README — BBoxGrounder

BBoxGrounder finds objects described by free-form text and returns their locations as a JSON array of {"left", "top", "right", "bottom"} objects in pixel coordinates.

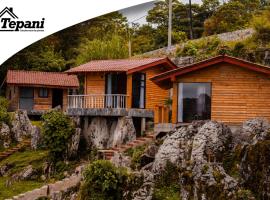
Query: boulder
[
  {"left": 0, "top": 164, "right": 12, "bottom": 176},
  {"left": 31, "top": 125, "right": 41, "bottom": 150},
  {"left": 242, "top": 118, "right": 270, "bottom": 144},
  {"left": 83, "top": 116, "right": 136, "bottom": 149},
  {"left": 67, "top": 128, "right": 81, "bottom": 158},
  {"left": 111, "top": 152, "right": 131, "bottom": 168},
  {"left": 11, "top": 110, "right": 33, "bottom": 142},
  {"left": 111, "top": 116, "right": 136, "bottom": 147},
  {"left": 83, "top": 117, "right": 110, "bottom": 149},
  {"left": 11, "top": 165, "right": 34, "bottom": 181},
  {"left": 132, "top": 170, "right": 154, "bottom": 200},
  {"left": 151, "top": 120, "right": 239, "bottom": 199},
  {"left": 0, "top": 123, "right": 11, "bottom": 148},
  {"left": 140, "top": 144, "right": 159, "bottom": 167}
]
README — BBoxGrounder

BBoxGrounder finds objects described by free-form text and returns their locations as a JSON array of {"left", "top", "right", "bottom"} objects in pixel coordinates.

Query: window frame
[{"left": 38, "top": 88, "right": 49, "bottom": 98}]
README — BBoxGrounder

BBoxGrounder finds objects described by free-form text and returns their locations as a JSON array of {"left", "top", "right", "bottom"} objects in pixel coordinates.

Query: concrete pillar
[
  {"left": 83, "top": 117, "right": 89, "bottom": 131},
  {"left": 141, "top": 118, "right": 146, "bottom": 134}
]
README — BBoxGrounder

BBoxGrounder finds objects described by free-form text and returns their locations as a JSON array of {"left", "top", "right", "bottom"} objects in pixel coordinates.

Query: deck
[{"left": 67, "top": 94, "right": 154, "bottom": 118}]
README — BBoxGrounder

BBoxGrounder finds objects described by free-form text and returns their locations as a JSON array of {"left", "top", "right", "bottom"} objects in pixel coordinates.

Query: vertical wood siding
[{"left": 85, "top": 73, "right": 105, "bottom": 94}]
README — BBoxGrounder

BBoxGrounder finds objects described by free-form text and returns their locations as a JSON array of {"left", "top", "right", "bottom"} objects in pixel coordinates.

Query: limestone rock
[
  {"left": 68, "top": 128, "right": 81, "bottom": 158},
  {"left": 31, "top": 125, "right": 41, "bottom": 150},
  {"left": 152, "top": 121, "right": 204, "bottom": 172},
  {"left": 242, "top": 118, "right": 270, "bottom": 144},
  {"left": 11, "top": 165, "right": 34, "bottom": 181},
  {"left": 111, "top": 116, "right": 136, "bottom": 147},
  {"left": 0, "top": 123, "right": 11, "bottom": 148},
  {"left": 84, "top": 117, "right": 110, "bottom": 149},
  {"left": 191, "top": 121, "right": 232, "bottom": 162},
  {"left": 132, "top": 170, "right": 154, "bottom": 200},
  {"left": 11, "top": 110, "right": 33, "bottom": 142},
  {"left": 111, "top": 152, "right": 131, "bottom": 168},
  {"left": 140, "top": 144, "right": 159, "bottom": 167},
  {"left": 82, "top": 116, "right": 136, "bottom": 149}
]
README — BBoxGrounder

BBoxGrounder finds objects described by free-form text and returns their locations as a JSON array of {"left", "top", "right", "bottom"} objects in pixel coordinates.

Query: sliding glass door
[{"left": 178, "top": 83, "right": 211, "bottom": 122}]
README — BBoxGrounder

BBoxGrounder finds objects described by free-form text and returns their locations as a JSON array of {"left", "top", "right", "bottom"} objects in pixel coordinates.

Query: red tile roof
[
  {"left": 7, "top": 70, "right": 79, "bottom": 88},
  {"left": 151, "top": 55, "right": 270, "bottom": 89},
  {"left": 66, "top": 57, "right": 178, "bottom": 74}
]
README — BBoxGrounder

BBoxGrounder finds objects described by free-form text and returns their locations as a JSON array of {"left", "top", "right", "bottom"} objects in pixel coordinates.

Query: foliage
[
  {"left": 125, "top": 145, "right": 146, "bottom": 170},
  {"left": 0, "top": 149, "right": 48, "bottom": 175},
  {"left": 79, "top": 160, "right": 129, "bottom": 200},
  {"left": 41, "top": 110, "right": 75, "bottom": 162},
  {"left": 204, "top": 0, "right": 259, "bottom": 35},
  {"left": 153, "top": 161, "right": 181, "bottom": 200},
  {"left": 236, "top": 189, "right": 255, "bottom": 200},
  {"left": 0, "top": 177, "right": 44, "bottom": 200},
  {"left": 75, "top": 35, "right": 129, "bottom": 65},
  {"left": 252, "top": 9, "right": 270, "bottom": 43},
  {"left": 0, "top": 97, "right": 10, "bottom": 125}
]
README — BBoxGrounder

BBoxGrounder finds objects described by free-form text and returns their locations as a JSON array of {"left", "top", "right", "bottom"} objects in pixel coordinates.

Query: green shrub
[
  {"left": 182, "top": 42, "right": 198, "bottom": 56},
  {"left": 236, "top": 189, "right": 255, "bottom": 200},
  {"left": 0, "top": 96, "right": 10, "bottom": 125},
  {"left": 153, "top": 161, "right": 181, "bottom": 200},
  {"left": 79, "top": 160, "right": 129, "bottom": 200},
  {"left": 41, "top": 110, "right": 75, "bottom": 162},
  {"left": 125, "top": 145, "right": 146, "bottom": 170}
]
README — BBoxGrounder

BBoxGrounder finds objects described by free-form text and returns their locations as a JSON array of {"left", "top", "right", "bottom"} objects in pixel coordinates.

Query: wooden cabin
[
  {"left": 66, "top": 57, "right": 178, "bottom": 123},
  {"left": 6, "top": 70, "right": 79, "bottom": 113},
  {"left": 151, "top": 55, "right": 270, "bottom": 125}
]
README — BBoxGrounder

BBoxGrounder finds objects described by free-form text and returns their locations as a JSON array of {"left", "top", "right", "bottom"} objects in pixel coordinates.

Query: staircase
[
  {"left": 0, "top": 140, "right": 31, "bottom": 161},
  {"left": 98, "top": 133, "right": 155, "bottom": 160}
]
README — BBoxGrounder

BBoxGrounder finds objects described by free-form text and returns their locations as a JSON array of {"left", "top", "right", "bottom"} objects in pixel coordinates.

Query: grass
[
  {"left": 0, "top": 177, "right": 44, "bottom": 200},
  {"left": 31, "top": 120, "right": 43, "bottom": 128},
  {"left": 0, "top": 149, "right": 48, "bottom": 199},
  {"left": 0, "top": 149, "right": 48, "bottom": 175}
]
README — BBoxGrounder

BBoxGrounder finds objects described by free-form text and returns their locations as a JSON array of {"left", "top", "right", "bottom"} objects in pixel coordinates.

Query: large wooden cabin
[
  {"left": 66, "top": 57, "right": 178, "bottom": 124},
  {"left": 151, "top": 55, "right": 270, "bottom": 125},
  {"left": 6, "top": 70, "right": 79, "bottom": 113}
]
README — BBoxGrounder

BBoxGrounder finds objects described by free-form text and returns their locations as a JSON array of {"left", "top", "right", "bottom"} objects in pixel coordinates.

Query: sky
[{"left": 120, "top": 0, "right": 203, "bottom": 24}]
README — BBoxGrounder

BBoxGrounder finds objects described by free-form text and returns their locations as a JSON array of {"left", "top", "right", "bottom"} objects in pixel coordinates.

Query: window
[
  {"left": 39, "top": 88, "right": 48, "bottom": 98},
  {"left": 178, "top": 83, "right": 211, "bottom": 123}
]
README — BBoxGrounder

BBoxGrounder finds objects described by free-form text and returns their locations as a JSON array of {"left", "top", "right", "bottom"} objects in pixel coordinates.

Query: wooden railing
[{"left": 68, "top": 94, "right": 129, "bottom": 109}]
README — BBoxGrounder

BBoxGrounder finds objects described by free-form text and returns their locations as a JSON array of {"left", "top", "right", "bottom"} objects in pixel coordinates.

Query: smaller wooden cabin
[
  {"left": 151, "top": 55, "right": 270, "bottom": 125},
  {"left": 66, "top": 57, "right": 178, "bottom": 123},
  {"left": 6, "top": 70, "right": 79, "bottom": 112}
]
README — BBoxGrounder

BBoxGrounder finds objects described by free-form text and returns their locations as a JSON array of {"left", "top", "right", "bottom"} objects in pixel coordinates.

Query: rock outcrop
[
  {"left": 11, "top": 110, "right": 33, "bottom": 142},
  {"left": 0, "top": 123, "right": 11, "bottom": 148},
  {"left": 111, "top": 116, "right": 136, "bottom": 147},
  {"left": 83, "top": 116, "right": 136, "bottom": 149},
  {"left": 68, "top": 128, "right": 81, "bottom": 159},
  {"left": 31, "top": 125, "right": 41, "bottom": 150}
]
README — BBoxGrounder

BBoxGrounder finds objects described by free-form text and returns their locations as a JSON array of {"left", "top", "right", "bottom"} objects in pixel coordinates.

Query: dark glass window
[
  {"left": 39, "top": 88, "right": 48, "bottom": 98},
  {"left": 178, "top": 83, "right": 211, "bottom": 122}
]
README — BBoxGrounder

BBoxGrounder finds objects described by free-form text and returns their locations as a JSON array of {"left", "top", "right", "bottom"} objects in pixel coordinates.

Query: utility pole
[
  {"left": 189, "top": 0, "right": 194, "bottom": 39},
  {"left": 168, "top": 0, "right": 172, "bottom": 50},
  {"left": 128, "top": 27, "right": 132, "bottom": 57}
]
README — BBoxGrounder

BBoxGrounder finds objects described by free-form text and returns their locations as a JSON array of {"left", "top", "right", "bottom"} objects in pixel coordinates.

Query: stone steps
[
  {"left": 0, "top": 139, "right": 31, "bottom": 161},
  {"left": 99, "top": 133, "right": 155, "bottom": 160}
]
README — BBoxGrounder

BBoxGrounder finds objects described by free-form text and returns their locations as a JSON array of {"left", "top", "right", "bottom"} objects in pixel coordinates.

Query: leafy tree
[
  {"left": 204, "top": 0, "right": 260, "bottom": 35},
  {"left": 252, "top": 8, "right": 270, "bottom": 43},
  {"left": 79, "top": 160, "right": 129, "bottom": 200},
  {"left": 0, "top": 97, "right": 10, "bottom": 125},
  {"left": 146, "top": 0, "right": 206, "bottom": 42},
  {"left": 75, "top": 35, "right": 128, "bottom": 65},
  {"left": 41, "top": 110, "right": 75, "bottom": 162}
]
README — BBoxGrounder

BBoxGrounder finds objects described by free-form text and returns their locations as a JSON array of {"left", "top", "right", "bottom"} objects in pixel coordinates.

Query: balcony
[
  {"left": 68, "top": 94, "right": 129, "bottom": 109},
  {"left": 67, "top": 94, "right": 154, "bottom": 118}
]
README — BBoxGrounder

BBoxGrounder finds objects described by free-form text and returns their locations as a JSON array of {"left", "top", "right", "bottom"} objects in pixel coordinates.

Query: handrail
[{"left": 68, "top": 94, "right": 129, "bottom": 109}]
